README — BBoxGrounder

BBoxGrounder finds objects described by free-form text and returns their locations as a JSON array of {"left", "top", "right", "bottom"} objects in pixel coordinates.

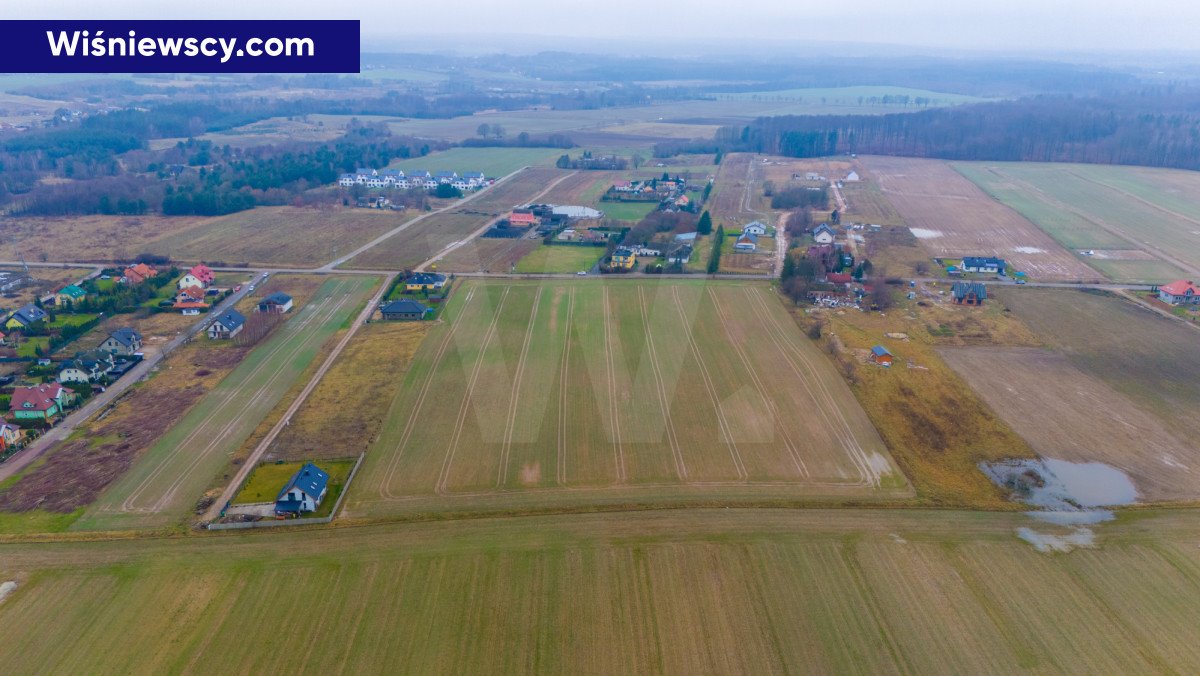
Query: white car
[{"left": 576, "top": 271, "right": 587, "bottom": 276}]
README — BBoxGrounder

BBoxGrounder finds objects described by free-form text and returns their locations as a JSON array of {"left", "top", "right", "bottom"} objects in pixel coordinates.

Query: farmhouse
[
  {"left": 178, "top": 264, "right": 215, "bottom": 290},
  {"left": 1158, "top": 279, "right": 1200, "bottom": 305},
  {"left": 405, "top": 272, "right": 447, "bottom": 292},
  {"left": 121, "top": 263, "right": 157, "bottom": 284},
  {"left": 812, "top": 224, "right": 836, "bottom": 245},
  {"left": 5, "top": 304, "right": 48, "bottom": 330},
  {"left": 10, "top": 383, "right": 75, "bottom": 421},
  {"left": 55, "top": 284, "right": 87, "bottom": 306},
  {"left": 257, "top": 292, "right": 294, "bottom": 314},
  {"left": 961, "top": 256, "right": 1006, "bottom": 275},
  {"left": 742, "top": 221, "right": 768, "bottom": 236},
  {"left": 869, "top": 345, "right": 894, "bottom": 367},
  {"left": 610, "top": 247, "right": 637, "bottom": 269},
  {"left": 952, "top": 281, "right": 987, "bottom": 306},
  {"left": 100, "top": 327, "right": 142, "bottom": 355},
  {"left": 275, "top": 463, "right": 330, "bottom": 515},
  {"left": 734, "top": 233, "right": 758, "bottom": 252},
  {"left": 207, "top": 309, "right": 245, "bottom": 340},
  {"left": 380, "top": 299, "right": 430, "bottom": 320}
]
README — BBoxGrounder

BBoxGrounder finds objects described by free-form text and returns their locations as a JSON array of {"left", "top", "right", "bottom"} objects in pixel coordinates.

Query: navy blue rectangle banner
[{"left": 0, "top": 20, "right": 360, "bottom": 73}]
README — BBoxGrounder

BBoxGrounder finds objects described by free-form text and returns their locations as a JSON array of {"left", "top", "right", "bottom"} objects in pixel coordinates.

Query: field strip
[
  {"left": 498, "top": 286, "right": 542, "bottom": 487},
  {"left": 556, "top": 288, "right": 575, "bottom": 485},
  {"left": 707, "top": 287, "right": 809, "bottom": 479},
  {"left": 745, "top": 288, "right": 877, "bottom": 486},
  {"left": 672, "top": 286, "right": 747, "bottom": 480},
  {"left": 380, "top": 287, "right": 477, "bottom": 499},
  {"left": 638, "top": 286, "right": 687, "bottom": 481},
  {"left": 150, "top": 290, "right": 358, "bottom": 512},
  {"left": 116, "top": 287, "right": 346, "bottom": 513},
  {"left": 602, "top": 287, "right": 626, "bottom": 483},
  {"left": 435, "top": 287, "right": 511, "bottom": 495}
]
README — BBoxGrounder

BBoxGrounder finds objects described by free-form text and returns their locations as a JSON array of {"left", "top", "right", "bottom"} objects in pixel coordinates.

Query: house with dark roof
[
  {"left": 961, "top": 257, "right": 1006, "bottom": 275},
  {"left": 380, "top": 299, "right": 430, "bottom": 320},
  {"left": 10, "top": 383, "right": 74, "bottom": 420},
  {"left": 257, "top": 292, "right": 293, "bottom": 314},
  {"left": 742, "top": 221, "right": 768, "bottom": 236},
  {"left": 869, "top": 345, "right": 894, "bottom": 367},
  {"left": 734, "top": 233, "right": 758, "bottom": 252},
  {"left": 100, "top": 327, "right": 143, "bottom": 355},
  {"left": 405, "top": 272, "right": 447, "bottom": 292},
  {"left": 812, "top": 224, "right": 836, "bottom": 245},
  {"left": 58, "top": 351, "right": 116, "bottom": 384},
  {"left": 5, "top": 304, "right": 48, "bottom": 330},
  {"left": 207, "top": 309, "right": 246, "bottom": 339},
  {"left": 666, "top": 244, "right": 692, "bottom": 265},
  {"left": 951, "top": 281, "right": 987, "bottom": 306},
  {"left": 1158, "top": 279, "right": 1200, "bottom": 305},
  {"left": 275, "top": 463, "right": 330, "bottom": 515}
]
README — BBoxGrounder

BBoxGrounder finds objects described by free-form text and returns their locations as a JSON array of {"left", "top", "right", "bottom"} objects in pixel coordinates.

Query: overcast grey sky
[{"left": 10, "top": 0, "right": 1199, "bottom": 54}]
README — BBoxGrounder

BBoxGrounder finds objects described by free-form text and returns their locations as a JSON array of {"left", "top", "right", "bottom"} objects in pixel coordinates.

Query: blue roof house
[{"left": 275, "top": 463, "right": 330, "bottom": 516}]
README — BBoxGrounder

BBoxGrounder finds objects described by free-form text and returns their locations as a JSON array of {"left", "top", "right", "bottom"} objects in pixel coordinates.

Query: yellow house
[
  {"left": 404, "top": 272, "right": 447, "bottom": 292},
  {"left": 611, "top": 247, "right": 637, "bottom": 269},
  {"left": 55, "top": 284, "right": 87, "bottom": 306},
  {"left": 6, "top": 304, "right": 49, "bottom": 330}
]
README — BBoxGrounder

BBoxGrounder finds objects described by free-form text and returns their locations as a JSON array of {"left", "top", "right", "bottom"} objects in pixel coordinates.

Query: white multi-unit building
[{"left": 338, "top": 167, "right": 490, "bottom": 191}]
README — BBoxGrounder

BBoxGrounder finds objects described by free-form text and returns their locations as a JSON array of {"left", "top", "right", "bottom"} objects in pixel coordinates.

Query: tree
[
  {"left": 762, "top": 180, "right": 775, "bottom": 197},
  {"left": 476, "top": 123, "right": 491, "bottom": 138},
  {"left": 707, "top": 225, "right": 725, "bottom": 274},
  {"left": 702, "top": 181, "right": 712, "bottom": 201},
  {"left": 831, "top": 209, "right": 840, "bottom": 224},
  {"left": 870, "top": 279, "right": 893, "bottom": 311},
  {"left": 697, "top": 211, "right": 713, "bottom": 235},
  {"left": 491, "top": 125, "right": 505, "bottom": 139},
  {"left": 662, "top": 172, "right": 670, "bottom": 181},
  {"left": 434, "top": 183, "right": 463, "bottom": 199},
  {"left": 632, "top": 154, "right": 644, "bottom": 169}
]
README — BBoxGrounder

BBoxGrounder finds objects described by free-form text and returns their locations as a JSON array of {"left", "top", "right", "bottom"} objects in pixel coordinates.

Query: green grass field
[
  {"left": 512, "top": 245, "right": 604, "bottom": 273},
  {"left": 73, "top": 276, "right": 376, "bottom": 532},
  {"left": 387, "top": 147, "right": 566, "bottom": 178},
  {"left": 349, "top": 279, "right": 905, "bottom": 518},
  {"left": 2, "top": 509, "right": 1200, "bottom": 673},
  {"left": 954, "top": 162, "right": 1200, "bottom": 281},
  {"left": 597, "top": 200, "right": 659, "bottom": 221}
]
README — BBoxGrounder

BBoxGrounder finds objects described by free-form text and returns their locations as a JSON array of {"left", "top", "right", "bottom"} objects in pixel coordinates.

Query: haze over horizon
[{"left": 14, "top": 0, "right": 1200, "bottom": 56}]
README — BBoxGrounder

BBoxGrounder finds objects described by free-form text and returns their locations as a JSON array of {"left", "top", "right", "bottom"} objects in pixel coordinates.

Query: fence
[{"left": 206, "top": 452, "right": 365, "bottom": 531}]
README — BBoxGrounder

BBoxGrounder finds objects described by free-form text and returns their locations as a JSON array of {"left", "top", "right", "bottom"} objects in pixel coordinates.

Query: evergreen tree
[
  {"left": 707, "top": 225, "right": 725, "bottom": 274},
  {"left": 697, "top": 210, "right": 713, "bottom": 235}
]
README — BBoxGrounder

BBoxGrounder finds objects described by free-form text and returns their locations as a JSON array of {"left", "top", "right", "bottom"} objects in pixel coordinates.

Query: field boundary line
[
  {"left": 602, "top": 286, "right": 626, "bottom": 483},
  {"left": 435, "top": 286, "right": 511, "bottom": 495},
  {"left": 556, "top": 288, "right": 575, "bottom": 486},
  {"left": 638, "top": 286, "right": 687, "bottom": 480},
  {"left": 672, "top": 286, "right": 747, "bottom": 480},
  {"left": 498, "top": 286, "right": 542, "bottom": 487}
]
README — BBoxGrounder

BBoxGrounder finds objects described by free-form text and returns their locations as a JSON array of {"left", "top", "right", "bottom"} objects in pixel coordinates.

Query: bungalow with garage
[
  {"left": 100, "top": 327, "right": 142, "bottom": 355},
  {"left": 952, "top": 281, "right": 987, "bottom": 306},
  {"left": 10, "top": 383, "right": 75, "bottom": 421},
  {"left": 177, "top": 264, "right": 216, "bottom": 290},
  {"left": 207, "top": 309, "right": 245, "bottom": 340},
  {"left": 812, "top": 223, "right": 836, "bottom": 245},
  {"left": 405, "top": 272, "right": 447, "bottom": 292},
  {"left": 121, "top": 263, "right": 158, "bottom": 284},
  {"left": 275, "top": 463, "right": 330, "bottom": 516},
  {"left": 961, "top": 257, "right": 1006, "bottom": 275},
  {"left": 869, "top": 345, "right": 894, "bottom": 367},
  {"left": 0, "top": 423, "right": 20, "bottom": 451},
  {"left": 55, "top": 284, "right": 87, "bottom": 307},
  {"left": 257, "top": 292, "right": 293, "bottom": 314},
  {"left": 58, "top": 351, "right": 116, "bottom": 384},
  {"left": 5, "top": 304, "right": 48, "bottom": 330},
  {"left": 734, "top": 233, "right": 758, "bottom": 252},
  {"left": 742, "top": 221, "right": 768, "bottom": 236},
  {"left": 1158, "top": 279, "right": 1200, "bottom": 306},
  {"left": 380, "top": 299, "right": 431, "bottom": 320}
]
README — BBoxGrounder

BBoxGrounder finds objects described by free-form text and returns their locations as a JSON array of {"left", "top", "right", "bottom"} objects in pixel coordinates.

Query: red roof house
[
  {"left": 826, "top": 273, "right": 853, "bottom": 285},
  {"left": 508, "top": 210, "right": 537, "bottom": 227},
  {"left": 1159, "top": 280, "right": 1200, "bottom": 305},
  {"left": 189, "top": 264, "right": 215, "bottom": 285},
  {"left": 11, "top": 383, "right": 74, "bottom": 420},
  {"left": 122, "top": 263, "right": 158, "bottom": 284}
]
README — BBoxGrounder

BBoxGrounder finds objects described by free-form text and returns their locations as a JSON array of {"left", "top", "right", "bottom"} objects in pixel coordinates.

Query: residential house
[
  {"left": 1158, "top": 279, "right": 1200, "bottom": 305},
  {"left": 207, "top": 309, "right": 246, "bottom": 340},
  {"left": 0, "top": 423, "right": 20, "bottom": 451},
  {"left": 380, "top": 299, "right": 431, "bottom": 320},
  {"left": 826, "top": 272, "right": 853, "bottom": 285},
  {"left": 869, "top": 346, "right": 894, "bottom": 367},
  {"left": 812, "top": 224, "right": 836, "bottom": 245},
  {"left": 121, "top": 263, "right": 158, "bottom": 284},
  {"left": 666, "top": 244, "right": 692, "bottom": 264},
  {"left": 175, "top": 286, "right": 206, "bottom": 305},
  {"left": 960, "top": 257, "right": 1006, "bottom": 275},
  {"left": 509, "top": 209, "right": 538, "bottom": 227},
  {"left": 257, "top": 292, "right": 294, "bottom": 314},
  {"left": 337, "top": 173, "right": 356, "bottom": 187},
  {"left": 734, "top": 233, "right": 758, "bottom": 252},
  {"left": 405, "top": 272, "right": 447, "bottom": 292},
  {"left": 10, "top": 383, "right": 75, "bottom": 421},
  {"left": 55, "top": 284, "right": 87, "bottom": 307},
  {"left": 742, "top": 221, "right": 768, "bottom": 236},
  {"left": 180, "top": 306, "right": 203, "bottom": 316},
  {"left": 435, "top": 170, "right": 458, "bottom": 183},
  {"left": 100, "top": 327, "right": 143, "bottom": 355},
  {"left": 952, "top": 281, "right": 987, "bottom": 306},
  {"left": 275, "top": 463, "right": 330, "bottom": 515},
  {"left": 177, "top": 264, "right": 216, "bottom": 290},
  {"left": 629, "top": 245, "right": 662, "bottom": 257},
  {"left": 610, "top": 247, "right": 637, "bottom": 269},
  {"left": 58, "top": 351, "right": 116, "bottom": 384},
  {"left": 5, "top": 304, "right": 48, "bottom": 330},
  {"left": 845, "top": 171, "right": 861, "bottom": 182}
]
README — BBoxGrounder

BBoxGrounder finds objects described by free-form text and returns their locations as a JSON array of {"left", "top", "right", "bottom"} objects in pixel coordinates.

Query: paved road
[{"left": 0, "top": 280, "right": 258, "bottom": 482}]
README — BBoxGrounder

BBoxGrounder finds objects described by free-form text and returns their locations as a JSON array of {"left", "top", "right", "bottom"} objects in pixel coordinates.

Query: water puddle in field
[
  {"left": 0, "top": 581, "right": 17, "bottom": 604},
  {"left": 1013, "top": 246, "right": 1046, "bottom": 254},
  {"left": 981, "top": 458, "right": 1137, "bottom": 553},
  {"left": 908, "top": 227, "right": 943, "bottom": 239}
]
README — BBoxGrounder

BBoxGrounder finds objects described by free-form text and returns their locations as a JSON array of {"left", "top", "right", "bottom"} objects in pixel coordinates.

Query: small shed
[{"left": 869, "top": 345, "right": 894, "bottom": 367}]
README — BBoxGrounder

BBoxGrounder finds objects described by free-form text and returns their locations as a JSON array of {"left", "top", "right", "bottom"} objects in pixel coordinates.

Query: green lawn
[
  {"left": 48, "top": 314, "right": 98, "bottom": 329},
  {"left": 512, "top": 245, "right": 604, "bottom": 273},
  {"left": 598, "top": 201, "right": 659, "bottom": 222},
  {"left": 15, "top": 336, "right": 49, "bottom": 358},
  {"left": 387, "top": 147, "right": 565, "bottom": 178},
  {"left": 233, "top": 459, "right": 356, "bottom": 506}
]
